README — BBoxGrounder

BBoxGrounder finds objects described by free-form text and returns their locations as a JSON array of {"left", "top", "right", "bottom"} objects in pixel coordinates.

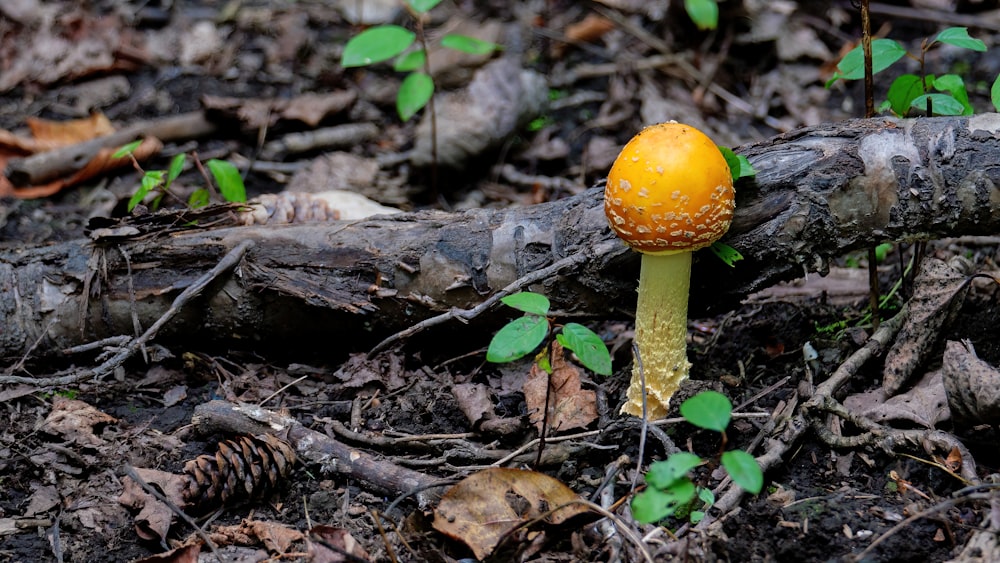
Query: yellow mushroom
[{"left": 604, "top": 122, "right": 736, "bottom": 419}]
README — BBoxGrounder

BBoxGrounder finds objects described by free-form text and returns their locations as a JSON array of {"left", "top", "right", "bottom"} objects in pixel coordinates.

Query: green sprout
[
  {"left": 113, "top": 142, "right": 247, "bottom": 212},
  {"left": 631, "top": 391, "right": 764, "bottom": 524},
  {"left": 709, "top": 145, "right": 756, "bottom": 268},
  {"left": 685, "top": 0, "right": 719, "bottom": 30},
  {"left": 486, "top": 292, "right": 611, "bottom": 376},
  {"left": 827, "top": 27, "right": 996, "bottom": 116},
  {"left": 340, "top": 0, "right": 501, "bottom": 121}
]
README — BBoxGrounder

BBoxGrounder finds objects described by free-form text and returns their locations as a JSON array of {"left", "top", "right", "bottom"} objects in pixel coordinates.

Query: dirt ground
[{"left": 3, "top": 1, "right": 1000, "bottom": 562}]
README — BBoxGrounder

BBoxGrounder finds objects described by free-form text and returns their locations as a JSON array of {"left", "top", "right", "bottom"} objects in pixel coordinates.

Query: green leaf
[
  {"left": 441, "top": 34, "right": 500, "bottom": 55},
  {"left": 689, "top": 510, "right": 705, "bottom": 523},
  {"left": 698, "top": 487, "right": 715, "bottom": 506},
  {"left": 932, "top": 74, "right": 973, "bottom": 115},
  {"left": 680, "top": 390, "right": 732, "bottom": 432},
  {"left": 408, "top": 0, "right": 443, "bottom": 13},
  {"left": 709, "top": 242, "right": 743, "bottom": 267},
  {"left": 557, "top": 323, "right": 611, "bottom": 376},
  {"left": 684, "top": 0, "right": 718, "bottom": 30},
  {"left": 885, "top": 74, "right": 927, "bottom": 117},
  {"left": 112, "top": 140, "right": 143, "bottom": 159},
  {"left": 128, "top": 170, "right": 165, "bottom": 212},
  {"left": 397, "top": 72, "right": 434, "bottom": 121},
  {"left": 165, "top": 153, "right": 186, "bottom": 188},
  {"left": 933, "top": 27, "right": 986, "bottom": 52},
  {"left": 734, "top": 154, "right": 755, "bottom": 179},
  {"left": 486, "top": 315, "right": 548, "bottom": 363},
  {"left": 394, "top": 49, "right": 426, "bottom": 72},
  {"left": 188, "top": 188, "right": 210, "bottom": 209},
  {"left": 721, "top": 450, "right": 764, "bottom": 494},
  {"left": 631, "top": 478, "right": 697, "bottom": 523},
  {"left": 910, "top": 93, "right": 965, "bottom": 116},
  {"left": 536, "top": 351, "right": 552, "bottom": 374},
  {"left": 992, "top": 74, "right": 1000, "bottom": 112},
  {"left": 717, "top": 146, "right": 738, "bottom": 180},
  {"left": 644, "top": 452, "right": 703, "bottom": 489},
  {"left": 501, "top": 292, "right": 550, "bottom": 315},
  {"left": 874, "top": 242, "right": 893, "bottom": 263},
  {"left": 826, "top": 38, "right": 907, "bottom": 85},
  {"left": 206, "top": 159, "right": 247, "bottom": 203},
  {"left": 341, "top": 25, "right": 416, "bottom": 68}
]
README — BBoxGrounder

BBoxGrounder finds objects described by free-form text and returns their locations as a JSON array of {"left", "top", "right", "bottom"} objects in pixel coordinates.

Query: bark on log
[{"left": 3, "top": 114, "right": 1000, "bottom": 361}]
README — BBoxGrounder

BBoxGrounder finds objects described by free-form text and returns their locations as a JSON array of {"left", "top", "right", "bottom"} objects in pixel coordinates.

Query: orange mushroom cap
[{"left": 604, "top": 122, "right": 735, "bottom": 254}]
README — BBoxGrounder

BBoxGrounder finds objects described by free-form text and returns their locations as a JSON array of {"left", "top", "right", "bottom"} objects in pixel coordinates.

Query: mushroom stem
[{"left": 621, "top": 251, "right": 692, "bottom": 419}]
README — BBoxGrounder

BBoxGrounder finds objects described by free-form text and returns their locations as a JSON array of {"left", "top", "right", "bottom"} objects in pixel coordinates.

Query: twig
[
  {"left": 848, "top": 491, "right": 993, "bottom": 562},
  {"left": 122, "top": 465, "right": 222, "bottom": 562}
]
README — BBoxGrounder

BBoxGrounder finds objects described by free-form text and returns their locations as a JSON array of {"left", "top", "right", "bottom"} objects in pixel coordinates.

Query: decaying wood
[{"left": 3, "top": 114, "right": 1000, "bottom": 361}]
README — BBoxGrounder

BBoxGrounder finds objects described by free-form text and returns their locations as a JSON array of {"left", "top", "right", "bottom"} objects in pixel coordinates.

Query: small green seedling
[
  {"left": 340, "top": 0, "right": 501, "bottom": 121},
  {"left": 113, "top": 142, "right": 247, "bottom": 212},
  {"left": 709, "top": 146, "right": 756, "bottom": 268},
  {"left": 631, "top": 391, "right": 764, "bottom": 524},
  {"left": 684, "top": 0, "right": 720, "bottom": 31},
  {"left": 486, "top": 292, "right": 612, "bottom": 376},
  {"left": 827, "top": 27, "right": 997, "bottom": 116}
]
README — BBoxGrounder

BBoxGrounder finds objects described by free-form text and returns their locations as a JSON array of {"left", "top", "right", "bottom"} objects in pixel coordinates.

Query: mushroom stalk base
[{"left": 621, "top": 251, "right": 692, "bottom": 420}]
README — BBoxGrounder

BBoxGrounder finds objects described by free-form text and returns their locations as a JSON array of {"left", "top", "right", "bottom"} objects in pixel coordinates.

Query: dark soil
[{"left": 3, "top": 1, "right": 1000, "bottom": 562}]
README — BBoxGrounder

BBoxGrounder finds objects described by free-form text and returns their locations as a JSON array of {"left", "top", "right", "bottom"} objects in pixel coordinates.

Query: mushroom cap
[{"left": 604, "top": 122, "right": 735, "bottom": 255}]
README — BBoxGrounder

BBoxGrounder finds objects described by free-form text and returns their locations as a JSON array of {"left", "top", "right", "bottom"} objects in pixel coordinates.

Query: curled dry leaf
[
  {"left": 132, "top": 543, "right": 201, "bottom": 563},
  {"left": 411, "top": 58, "right": 547, "bottom": 168},
  {"left": 210, "top": 519, "right": 304, "bottom": 553},
  {"left": 942, "top": 340, "right": 1000, "bottom": 427},
  {"left": 432, "top": 467, "right": 589, "bottom": 560},
  {"left": 307, "top": 525, "right": 371, "bottom": 563},
  {"left": 523, "top": 342, "right": 598, "bottom": 433},
  {"left": 39, "top": 396, "right": 117, "bottom": 447},
  {"left": 883, "top": 257, "right": 971, "bottom": 396},
  {"left": 119, "top": 468, "right": 190, "bottom": 543}
]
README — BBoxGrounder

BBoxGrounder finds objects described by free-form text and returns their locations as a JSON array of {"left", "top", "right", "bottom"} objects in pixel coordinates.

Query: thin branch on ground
[{"left": 122, "top": 465, "right": 222, "bottom": 562}]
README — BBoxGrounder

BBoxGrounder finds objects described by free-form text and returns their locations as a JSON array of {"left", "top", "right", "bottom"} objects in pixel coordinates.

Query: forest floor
[{"left": 3, "top": 1, "right": 1000, "bottom": 562}]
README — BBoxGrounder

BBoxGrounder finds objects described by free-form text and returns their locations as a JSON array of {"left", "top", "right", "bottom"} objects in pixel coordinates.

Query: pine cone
[{"left": 182, "top": 434, "right": 296, "bottom": 512}]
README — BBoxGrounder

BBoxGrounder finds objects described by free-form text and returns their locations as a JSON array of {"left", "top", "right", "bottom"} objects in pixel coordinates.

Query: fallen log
[{"left": 2, "top": 114, "right": 1000, "bottom": 361}]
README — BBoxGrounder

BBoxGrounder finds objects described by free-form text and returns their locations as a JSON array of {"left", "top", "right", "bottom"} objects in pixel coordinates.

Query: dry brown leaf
[
  {"left": 942, "top": 340, "right": 1000, "bottom": 427},
  {"left": 565, "top": 14, "right": 615, "bottom": 43},
  {"left": 11, "top": 135, "right": 163, "bottom": 199},
  {"left": 211, "top": 519, "right": 304, "bottom": 553},
  {"left": 133, "top": 543, "right": 201, "bottom": 563},
  {"left": 883, "top": 257, "right": 971, "bottom": 396},
  {"left": 523, "top": 342, "right": 597, "bottom": 433},
  {"left": 0, "top": 113, "right": 119, "bottom": 197},
  {"left": 39, "top": 397, "right": 117, "bottom": 447},
  {"left": 119, "top": 468, "right": 190, "bottom": 542},
  {"left": 411, "top": 58, "right": 546, "bottom": 168},
  {"left": 452, "top": 383, "right": 494, "bottom": 428},
  {"left": 432, "top": 467, "right": 588, "bottom": 560},
  {"left": 281, "top": 91, "right": 358, "bottom": 127},
  {"left": 27, "top": 113, "right": 115, "bottom": 143},
  {"left": 307, "top": 525, "right": 371, "bottom": 563}
]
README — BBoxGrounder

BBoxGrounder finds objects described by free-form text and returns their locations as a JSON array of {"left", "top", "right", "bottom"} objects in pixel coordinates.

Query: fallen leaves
[
  {"left": 523, "top": 342, "right": 598, "bottom": 433},
  {"left": 432, "top": 468, "right": 589, "bottom": 560},
  {"left": 0, "top": 113, "right": 161, "bottom": 198}
]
